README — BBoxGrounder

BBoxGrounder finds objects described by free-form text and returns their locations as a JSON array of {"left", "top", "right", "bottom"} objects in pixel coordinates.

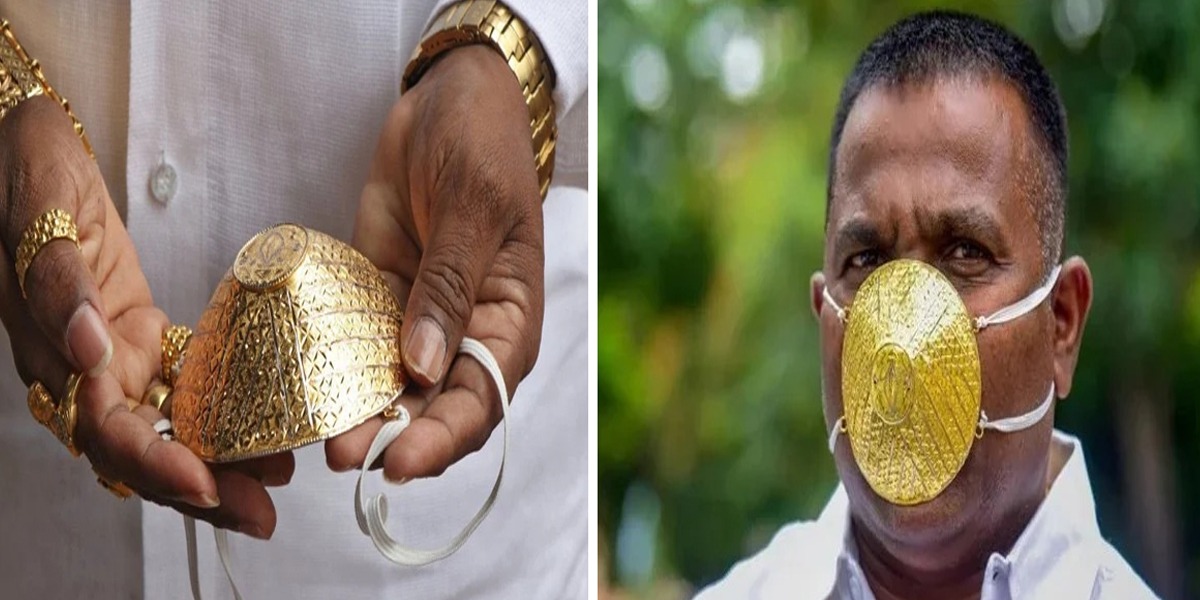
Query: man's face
[{"left": 815, "top": 76, "right": 1063, "bottom": 558}]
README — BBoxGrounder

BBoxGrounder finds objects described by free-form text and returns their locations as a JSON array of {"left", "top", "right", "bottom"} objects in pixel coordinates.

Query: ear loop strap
[
  {"left": 353, "top": 337, "right": 509, "bottom": 566},
  {"left": 978, "top": 383, "right": 1055, "bottom": 435},
  {"left": 822, "top": 287, "right": 847, "bottom": 323},
  {"left": 827, "top": 384, "right": 1056, "bottom": 455},
  {"left": 975, "top": 265, "right": 1061, "bottom": 330},
  {"left": 183, "top": 336, "right": 509, "bottom": 599},
  {"left": 827, "top": 416, "right": 846, "bottom": 454}
]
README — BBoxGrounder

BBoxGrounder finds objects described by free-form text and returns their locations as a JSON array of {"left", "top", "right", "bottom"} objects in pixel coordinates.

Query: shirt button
[{"left": 150, "top": 160, "right": 179, "bottom": 204}]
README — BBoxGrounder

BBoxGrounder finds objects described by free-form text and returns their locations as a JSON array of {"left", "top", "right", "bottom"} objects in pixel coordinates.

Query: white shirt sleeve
[{"left": 424, "top": 0, "right": 588, "bottom": 119}]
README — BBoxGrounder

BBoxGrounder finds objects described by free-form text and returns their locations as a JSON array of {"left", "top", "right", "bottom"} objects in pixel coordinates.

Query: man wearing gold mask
[
  {"left": 700, "top": 11, "right": 1156, "bottom": 600},
  {"left": 0, "top": 1, "right": 586, "bottom": 598}
]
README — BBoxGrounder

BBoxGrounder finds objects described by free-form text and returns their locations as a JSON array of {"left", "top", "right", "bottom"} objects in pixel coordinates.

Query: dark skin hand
[
  {"left": 324, "top": 45, "right": 544, "bottom": 480},
  {"left": 0, "top": 95, "right": 293, "bottom": 539},
  {"left": 809, "top": 77, "right": 1093, "bottom": 600}
]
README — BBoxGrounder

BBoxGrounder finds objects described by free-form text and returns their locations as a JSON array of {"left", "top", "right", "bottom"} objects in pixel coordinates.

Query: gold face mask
[
  {"left": 169, "top": 223, "right": 407, "bottom": 462},
  {"left": 148, "top": 224, "right": 514, "bottom": 597},
  {"left": 823, "top": 259, "right": 1059, "bottom": 505}
]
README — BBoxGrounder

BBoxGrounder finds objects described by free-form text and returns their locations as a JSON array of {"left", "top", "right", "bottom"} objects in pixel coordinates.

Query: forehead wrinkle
[
  {"left": 834, "top": 77, "right": 1020, "bottom": 202},
  {"left": 829, "top": 77, "right": 1036, "bottom": 251}
]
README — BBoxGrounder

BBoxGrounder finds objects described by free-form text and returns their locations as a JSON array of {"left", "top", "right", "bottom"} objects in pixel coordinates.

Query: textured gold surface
[
  {"left": 14, "top": 208, "right": 79, "bottom": 298},
  {"left": 161, "top": 325, "right": 193, "bottom": 386},
  {"left": 27, "top": 373, "right": 82, "bottom": 457},
  {"left": 170, "top": 224, "right": 407, "bottom": 462},
  {"left": 403, "top": 0, "right": 557, "bottom": 198},
  {"left": 841, "top": 260, "right": 980, "bottom": 505},
  {"left": 0, "top": 20, "right": 94, "bottom": 158}
]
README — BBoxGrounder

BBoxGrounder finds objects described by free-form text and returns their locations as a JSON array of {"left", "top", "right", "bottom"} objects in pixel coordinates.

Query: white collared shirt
[
  {"left": 0, "top": 2, "right": 587, "bottom": 598},
  {"left": 698, "top": 431, "right": 1157, "bottom": 599}
]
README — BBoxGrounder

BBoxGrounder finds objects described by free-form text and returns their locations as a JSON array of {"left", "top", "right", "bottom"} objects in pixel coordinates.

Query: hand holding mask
[{"left": 147, "top": 224, "right": 510, "bottom": 599}]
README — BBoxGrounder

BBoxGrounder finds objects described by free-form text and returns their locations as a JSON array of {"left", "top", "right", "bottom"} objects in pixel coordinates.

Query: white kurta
[
  {"left": 0, "top": 2, "right": 588, "bottom": 598},
  {"left": 696, "top": 431, "right": 1158, "bottom": 600}
]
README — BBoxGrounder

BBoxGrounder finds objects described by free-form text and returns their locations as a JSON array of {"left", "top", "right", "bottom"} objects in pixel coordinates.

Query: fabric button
[{"left": 150, "top": 160, "right": 179, "bottom": 204}]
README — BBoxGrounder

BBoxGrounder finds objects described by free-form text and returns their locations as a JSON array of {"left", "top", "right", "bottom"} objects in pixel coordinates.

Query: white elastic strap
[
  {"left": 354, "top": 336, "right": 509, "bottom": 566},
  {"left": 979, "top": 383, "right": 1055, "bottom": 433},
  {"left": 824, "top": 383, "right": 1054, "bottom": 454},
  {"left": 186, "top": 336, "right": 508, "bottom": 598},
  {"left": 827, "top": 416, "right": 845, "bottom": 454},
  {"left": 153, "top": 418, "right": 173, "bottom": 440},
  {"left": 185, "top": 516, "right": 201, "bottom": 600},
  {"left": 184, "top": 519, "right": 242, "bottom": 600},
  {"left": 976, "top": 265, "right": 1061, "bottom": 330},
  {"left": 822, "top": 287, "right": 847, "bottom": 322}
]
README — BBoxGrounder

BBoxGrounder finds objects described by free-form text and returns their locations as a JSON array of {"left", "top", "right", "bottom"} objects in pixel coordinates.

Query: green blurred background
[{"left": 598, "top": 0, "right": 1200, "bottom": 598}]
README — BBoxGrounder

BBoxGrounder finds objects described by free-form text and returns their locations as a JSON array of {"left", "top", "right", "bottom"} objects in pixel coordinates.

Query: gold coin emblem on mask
[
  {"left": 841, "top": 260, "right": 981, "bottom": 505},
  {"left": 868, "top": 343, "right": 915, "bottom": 425},
  {"left": 233, "top": 223, "right": 309, "bottom": 292}
]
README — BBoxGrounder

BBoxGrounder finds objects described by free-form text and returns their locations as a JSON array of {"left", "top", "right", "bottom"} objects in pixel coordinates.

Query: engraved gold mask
[
  {"left": 823, "top": 259, "right": 1060, "bottom": 505},
  {"left": 168, "top": 223, "right": 407, "bottom": 462}
]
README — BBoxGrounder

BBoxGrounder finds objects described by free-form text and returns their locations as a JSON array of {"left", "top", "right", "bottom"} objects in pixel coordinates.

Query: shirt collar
[{"left": 822, "top": 429, "right": 1101, "bottom": 600}]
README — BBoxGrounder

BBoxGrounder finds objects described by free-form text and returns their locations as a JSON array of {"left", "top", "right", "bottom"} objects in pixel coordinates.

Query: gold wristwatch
[
  {"left": 0, "top": 20, "right": 93, "bottom": 158},
  {"left": 403, "top": 0, "right": 557, "bottom": 199}
]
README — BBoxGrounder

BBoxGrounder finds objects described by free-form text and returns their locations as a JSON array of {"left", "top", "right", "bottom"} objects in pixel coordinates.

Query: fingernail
[
  {"left": 66, "top": 303, "right": 112, "bottom": 378},
  {"left": 241, "top": 523, "right": 270, "bottom": 540},
  {"left": 383, "top": 472, "right": 410, "bottom": 486},
  {"left": 264, "top": 472, "right": 289, "bottom": 486},
  {"left": 188, "top": 492, "right": 220, "bottom": 509},
  {"left": 405, "top": 317, "right": 447, "bottom": 382}
]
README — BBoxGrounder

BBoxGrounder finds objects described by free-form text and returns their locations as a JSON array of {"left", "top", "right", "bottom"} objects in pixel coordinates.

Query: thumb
[
  {"left": 1, "top": 96, "right": 113, "bottom": 379},
  {"left": 6, "top": 208, "right": 112, "bottom": 378},
  {"left": 402, "top": 198, "right": 504, "bottom": 387}
]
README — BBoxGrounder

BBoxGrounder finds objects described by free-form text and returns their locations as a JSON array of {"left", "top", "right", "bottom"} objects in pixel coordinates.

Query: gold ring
[
  {"left": 14, "top": 208, "right": 80, "bottom": 298},
  {"left": 95, "top": 468, "right": 134, "bottom": 500},
  {"left": 161, "top": 324, "right": 192, "bottom": 386},
  {"left": 141, "top": 382, "right": 172, "bottom": 415},
  {"left": 26, "top": 372, "right": 83, "bottom": 457}
]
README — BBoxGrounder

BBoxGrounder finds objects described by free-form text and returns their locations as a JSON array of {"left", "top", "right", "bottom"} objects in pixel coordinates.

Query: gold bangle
[
  {"left": 27, "top": 372, "right": 83, "bottom": 457},
  {"left": 403, "top": 0, "right": 557, "bottom": 199},
  {"left": 0, "top": 20, "right": 94, "bottom": 159},
  {"left": 13, "top": 208, "right": 80, "bottom": 298}
]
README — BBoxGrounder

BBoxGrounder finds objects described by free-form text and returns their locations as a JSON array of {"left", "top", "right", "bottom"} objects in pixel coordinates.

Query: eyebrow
[
  {"left": 829, "top": 204, "right": 1010, "bottom": 263},
  {"left": 920, "top": 205, "right": 1007, "bottom": 251},
  {"left": 831, "top": 217, "right": 886, "bottom": 261}
]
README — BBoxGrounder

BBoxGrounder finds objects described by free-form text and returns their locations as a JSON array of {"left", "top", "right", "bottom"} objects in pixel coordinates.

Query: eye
[
  {"left": 947, "top": 240, "right": 990, "bottom": 261},
  {"left": 943, "top": 240, "right": 994, "bottom": 278},
  {"left": 847, "top": 249, "right": 885, "bottom": 270}
]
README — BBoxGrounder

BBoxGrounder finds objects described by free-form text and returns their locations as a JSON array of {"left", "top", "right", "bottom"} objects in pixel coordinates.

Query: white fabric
[
  {"left": 698, "top": 431, "right": 1158, "bottom": 599},
  {"left": 0, "top": 2, "right": 588, "bottom": 598}
]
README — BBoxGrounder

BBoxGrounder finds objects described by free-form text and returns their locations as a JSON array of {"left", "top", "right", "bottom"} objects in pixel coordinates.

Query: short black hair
[{"left": 827, "top": 10, "right": 1068, "bottom": 271}]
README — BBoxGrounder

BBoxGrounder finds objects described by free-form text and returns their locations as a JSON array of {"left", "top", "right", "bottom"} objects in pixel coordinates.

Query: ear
[
  {"left": 1051, "top": 257, "right": 1092, "bottom": 398},
  {"left": 811, "top": 271, "right": 826, "bottom": 320}
]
